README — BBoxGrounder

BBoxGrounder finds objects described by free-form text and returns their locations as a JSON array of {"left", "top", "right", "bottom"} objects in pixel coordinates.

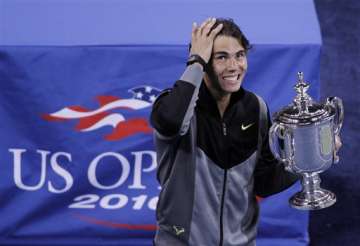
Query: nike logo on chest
[{"left": 241, "top": 123, "right": 254, "bottom": 130}]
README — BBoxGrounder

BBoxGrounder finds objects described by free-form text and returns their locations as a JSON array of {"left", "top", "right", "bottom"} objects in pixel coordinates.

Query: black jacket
[{"left": 151, "top": 64, "right": 297, "bottom": 246}]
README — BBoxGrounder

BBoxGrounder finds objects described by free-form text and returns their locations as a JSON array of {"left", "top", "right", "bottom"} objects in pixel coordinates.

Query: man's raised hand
[{"left": 190, "top": 18, "right": 223, "bottom": 63}]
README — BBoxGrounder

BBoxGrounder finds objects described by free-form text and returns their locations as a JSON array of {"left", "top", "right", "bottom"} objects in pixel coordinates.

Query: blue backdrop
[{"left": 0, "top": 1, "right": 320, "bottom": 245}]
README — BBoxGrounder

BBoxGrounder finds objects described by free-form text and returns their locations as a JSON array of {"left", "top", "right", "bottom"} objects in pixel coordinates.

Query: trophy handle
[
  {"left": 269, "top": 123, "right": 295, "bottom": 167},
  {"left": 326, "top": 97, "right": 344, "bottom": 163},
  {"left": 326, "top": 96, "right": 344, "bottom": 135}
]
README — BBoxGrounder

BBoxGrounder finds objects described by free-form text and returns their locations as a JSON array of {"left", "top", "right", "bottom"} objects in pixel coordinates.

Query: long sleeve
[{"left": 150, "top": 63, "right": 204, "bottom": 137}]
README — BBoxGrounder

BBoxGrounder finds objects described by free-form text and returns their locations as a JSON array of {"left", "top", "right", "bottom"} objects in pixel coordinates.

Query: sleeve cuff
[{"left": 180, "top": 63, "right": 204, "bottom": 87}]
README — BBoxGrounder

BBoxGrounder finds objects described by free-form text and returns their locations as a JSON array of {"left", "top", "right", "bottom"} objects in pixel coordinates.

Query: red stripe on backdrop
[{"left": 73, "top": 213, "right": 158, "bottom": 231}]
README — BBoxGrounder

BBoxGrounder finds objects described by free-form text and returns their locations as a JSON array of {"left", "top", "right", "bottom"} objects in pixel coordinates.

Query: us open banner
[
  {"left": 0, "top": 0, "right": 322, "bottom": 245},
  {"left": 0, "top": 46, "right": 169, "bottom": 246},
  {"left": 0, "top": 45, "right": 318, "bottom": 245}
]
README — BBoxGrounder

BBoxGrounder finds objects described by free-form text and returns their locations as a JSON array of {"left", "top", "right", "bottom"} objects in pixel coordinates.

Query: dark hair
[
  {"left": 210, "top": 18, "right": 252, "bottom": 51},
  {"left": 187, "top": 18, "right": 251, "bottom": 73},
  {"left": 188, "top": 18, "right": 252, "bottom": 54}
]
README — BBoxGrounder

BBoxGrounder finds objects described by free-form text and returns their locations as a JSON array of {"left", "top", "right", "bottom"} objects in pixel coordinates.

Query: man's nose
[{"left": 227, "top": 56, "right": 240, "bottom": 68}]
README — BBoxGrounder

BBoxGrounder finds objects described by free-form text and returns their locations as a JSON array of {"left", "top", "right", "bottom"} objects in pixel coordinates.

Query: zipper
[
  {"left": 219, "top": 169, "right": 227, "bottom": 246},
  {"left": 222, "top": 122, "right": 227, "bottom": 136},
  {"left": 219, "top": 121, "right": 227, "bottom": 246}
]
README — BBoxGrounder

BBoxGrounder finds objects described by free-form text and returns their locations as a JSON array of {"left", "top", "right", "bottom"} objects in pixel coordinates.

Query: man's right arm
[
  {"left": 150, "top": 63, "right": 204, "bottom": 137},
  {"left": 151, "top": 18, "right": 223, "bottom": 138}
]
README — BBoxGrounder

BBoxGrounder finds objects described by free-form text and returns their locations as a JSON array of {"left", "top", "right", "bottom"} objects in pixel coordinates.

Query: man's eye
[
  {"left": 236, "top": 52, "right": 246, "bottom": 58},
  {"left": 215, "top": 56, "right": 226, "bottom": 60}
]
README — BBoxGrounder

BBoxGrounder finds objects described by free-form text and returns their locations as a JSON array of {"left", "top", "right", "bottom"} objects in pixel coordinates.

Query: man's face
[{"left": 206, "top": 35, "right": 248, "bottom": 95}]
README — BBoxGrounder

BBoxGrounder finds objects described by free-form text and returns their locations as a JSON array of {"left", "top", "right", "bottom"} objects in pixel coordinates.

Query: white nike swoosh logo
[
  {"left": 173, "top": 226, "right": 185, "bottom": 235},
  {"left": 241, "top": 123, "right": 254, "bottom": 130}
]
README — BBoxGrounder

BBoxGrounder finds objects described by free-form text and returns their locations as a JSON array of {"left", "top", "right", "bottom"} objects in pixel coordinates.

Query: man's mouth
[{"left": 222, "top": 74, "right": 240, "bottom": 81}]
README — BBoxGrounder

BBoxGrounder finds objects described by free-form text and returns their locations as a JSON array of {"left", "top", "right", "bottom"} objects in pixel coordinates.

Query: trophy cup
[{"left": 269, "top": 72, "right": 344, "bottom": 210}]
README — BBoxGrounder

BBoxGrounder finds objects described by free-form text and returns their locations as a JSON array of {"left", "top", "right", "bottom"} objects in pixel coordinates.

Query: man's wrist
[{"left": 186, "top": 54, "right": 207, "bottom": 69}]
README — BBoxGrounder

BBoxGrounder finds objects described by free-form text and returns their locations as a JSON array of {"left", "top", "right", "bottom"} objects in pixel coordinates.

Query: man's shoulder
[
  {"left": 155, "top": 88, "right": 172, "bottom": 100},
  {"left": 242, "top": 87, "right": 263, "bottom": 101}
]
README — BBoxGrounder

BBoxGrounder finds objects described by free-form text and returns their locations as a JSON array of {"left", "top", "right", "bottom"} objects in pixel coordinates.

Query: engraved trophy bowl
[{"left": 269, "top": 72, "right": 344, "bottom": 210}]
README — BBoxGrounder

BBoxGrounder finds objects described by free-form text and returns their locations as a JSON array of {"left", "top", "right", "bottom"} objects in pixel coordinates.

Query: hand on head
[{"left": 190, "top": 18, "right": 223, "bottom": 63}]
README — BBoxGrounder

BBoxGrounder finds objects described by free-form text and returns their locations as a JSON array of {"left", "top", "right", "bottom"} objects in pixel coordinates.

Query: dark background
[{"left": 310, "top": 1, "right": 360, "bottom": 245}]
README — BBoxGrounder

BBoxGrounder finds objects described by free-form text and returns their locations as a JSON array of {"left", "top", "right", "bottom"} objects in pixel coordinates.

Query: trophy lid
[{"left": 274, "top": 72, "right": 333, "bottom": 125}]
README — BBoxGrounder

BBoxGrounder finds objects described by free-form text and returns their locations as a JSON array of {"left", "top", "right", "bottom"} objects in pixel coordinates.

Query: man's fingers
[
  {"left": 202, "top": 18, "right": 217, "bottom": 36},
  {"left": 192, "top": 22, "right": 198, "bottom": 31},
  {"left": 190, "top": 18, "right": 219, "bottom": 62},
  {"left": 191, "top": 22, "right": 198, "bottom": 38},
  {"left": 208, "top": 23, "right": 223, "bottom": 38},
  {"left": 198, "top": 18, "right": 213, "bottom": 35},
  {"left": 198, "top": 18, "right": 210, "bottom": 32},
  {"left": 335, "top": 135, "right": 342, "bottom": 151}
]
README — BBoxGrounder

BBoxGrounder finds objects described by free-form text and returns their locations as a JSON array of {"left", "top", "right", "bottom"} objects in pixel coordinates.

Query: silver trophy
[{"left": 269, "top": 72, "right": 344, "bottom": 210}]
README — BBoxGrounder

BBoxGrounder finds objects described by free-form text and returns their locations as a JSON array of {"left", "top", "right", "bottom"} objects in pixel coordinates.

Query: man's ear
[
  {"left": 204, "top": 73, "right": 209, "bottom": 80},
  {"left": 201, "top": 58, "right": 210, "bottom": 74},
  {"left": 204, "top": 60, "right": 214, "bottom": 77},
  {"left": 203, "top": 73, "right": 211, "bottom": 86}
]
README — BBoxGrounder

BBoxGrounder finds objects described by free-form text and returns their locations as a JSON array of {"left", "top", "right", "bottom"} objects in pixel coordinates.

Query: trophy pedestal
[{"left": 289, "top": 172, "right": 336, "bottom": 210}]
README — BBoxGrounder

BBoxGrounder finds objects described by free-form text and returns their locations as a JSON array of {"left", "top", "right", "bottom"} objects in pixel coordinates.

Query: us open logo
[
  {"left": 8, "top": 85, "right": 162, "bottom": 231},
  {"left": 43, "top": 86, "right": 161, "bottom": 140}
]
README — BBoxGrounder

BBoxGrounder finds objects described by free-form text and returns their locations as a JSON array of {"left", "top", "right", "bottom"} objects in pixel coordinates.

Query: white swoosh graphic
[
  {"left": 81, "top": 113, "right": 125, "bottom": 132},
  {"left": 50, "top": 99, "right": 151, "bottom": 119}
]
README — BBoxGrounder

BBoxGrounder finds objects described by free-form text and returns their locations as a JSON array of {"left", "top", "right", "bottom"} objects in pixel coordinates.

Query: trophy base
[{"left": 289, "top": 189, "right": 336, "bottom": 210}]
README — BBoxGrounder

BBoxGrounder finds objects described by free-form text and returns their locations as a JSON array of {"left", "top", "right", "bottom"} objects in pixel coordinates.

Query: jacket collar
[{"left": 197, "top": 81, "right": 245, "bottom": 118}]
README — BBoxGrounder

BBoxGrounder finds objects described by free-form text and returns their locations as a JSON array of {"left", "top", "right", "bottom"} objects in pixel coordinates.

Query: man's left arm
[{"left": 253, "top": 111, "right": 298, "bottom": 198}]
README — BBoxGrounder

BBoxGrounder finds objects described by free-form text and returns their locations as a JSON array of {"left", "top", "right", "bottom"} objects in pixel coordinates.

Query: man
[{"left": 150, "top": 18, "right": 298, "bottom": 246}]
